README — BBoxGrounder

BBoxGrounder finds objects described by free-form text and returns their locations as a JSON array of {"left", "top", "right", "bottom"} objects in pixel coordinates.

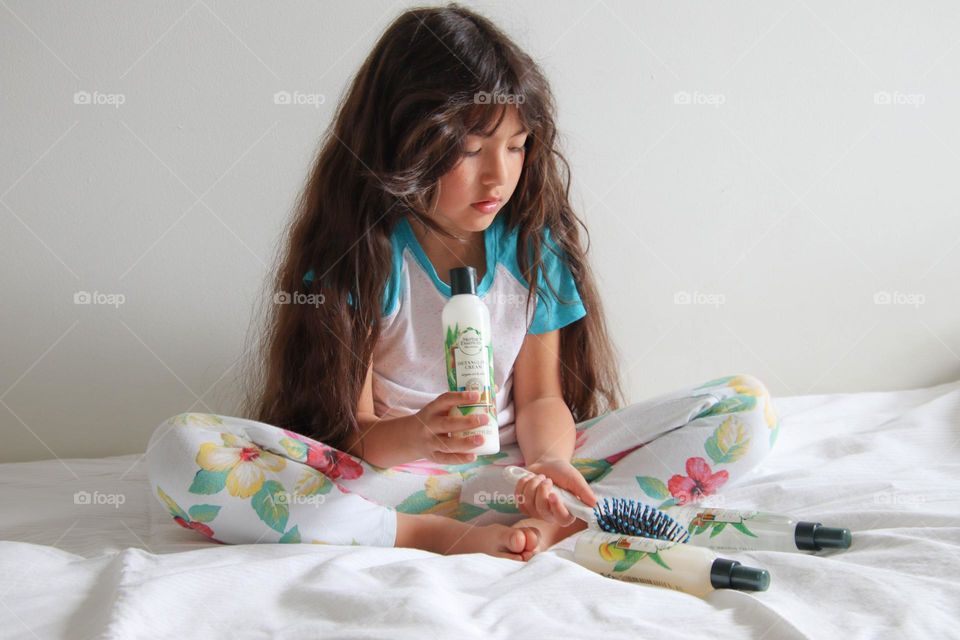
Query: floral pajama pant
[{"left": 145, "top": 374, "right": 779, "bottom": 549}]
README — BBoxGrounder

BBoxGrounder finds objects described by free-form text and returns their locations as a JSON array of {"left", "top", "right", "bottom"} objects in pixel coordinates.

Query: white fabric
[
  {"left": 1, "top": 380, "right": 958, "bottom": 638},
  {"left": 373, "top": 257, "right": 534, "bottom": 446}
]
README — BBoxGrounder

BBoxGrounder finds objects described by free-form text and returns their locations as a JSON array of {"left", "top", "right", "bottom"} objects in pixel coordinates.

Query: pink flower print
[
  {"left": 667, "top": 457, "right": 729, "bottom": 505},
  {"left": 281, "top": 429, "right": 364, "bottom": 481}
]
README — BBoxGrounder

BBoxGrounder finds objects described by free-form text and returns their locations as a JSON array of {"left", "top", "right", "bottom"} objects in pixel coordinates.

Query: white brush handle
[{"left": 502, "top": 465, "right": 595, "bottom": 523}]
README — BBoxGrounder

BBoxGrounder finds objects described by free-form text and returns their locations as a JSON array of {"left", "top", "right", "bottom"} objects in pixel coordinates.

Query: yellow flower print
[
  {"left": 196, "top": 432, "right": 286, "bottom": 498},
  {"left": 293, "top": 467, "right": 331, "bottom": 496},
  {"left": 172, "top": 413, "right": 225, "bottom": 428},
  {"left": 727, "top": 376, "right": 778, "bottom": 430},
  {"left": 424, "top": 474, "right": 462, "bottom": 502}
]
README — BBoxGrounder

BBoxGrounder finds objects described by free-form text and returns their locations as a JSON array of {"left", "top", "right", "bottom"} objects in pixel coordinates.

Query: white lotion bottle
[
  {"left": 442, "top": 266, "right": 500, "bottom": 455},
  {"left": 573, "top": 530, "right": 770, "bottom": 598}
]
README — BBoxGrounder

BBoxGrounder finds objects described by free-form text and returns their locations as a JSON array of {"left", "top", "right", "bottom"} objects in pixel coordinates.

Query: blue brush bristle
[{"left": 593, "top": 497, "right": 691, "bottom": 543}]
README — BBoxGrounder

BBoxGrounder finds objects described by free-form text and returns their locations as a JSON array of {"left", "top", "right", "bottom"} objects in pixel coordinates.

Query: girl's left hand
[{"left": 514, "top": 458, "right": 598, "bottom": 526}]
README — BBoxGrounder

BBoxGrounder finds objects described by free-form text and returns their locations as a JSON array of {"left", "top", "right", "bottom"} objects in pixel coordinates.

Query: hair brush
[{"left": 502, "top": 465, "right": 691, "bottom": 543}]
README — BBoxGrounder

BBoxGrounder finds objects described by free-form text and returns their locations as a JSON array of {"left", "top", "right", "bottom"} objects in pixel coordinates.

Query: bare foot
[
  {"left": 511, "top": 517, "right": 588, "bottom": 559},
  {"left": 441, "top": 522, "right": 542, "bottom": 561},
  {"left": 395, "top": 512, "right": 542, "bottom": 562}
]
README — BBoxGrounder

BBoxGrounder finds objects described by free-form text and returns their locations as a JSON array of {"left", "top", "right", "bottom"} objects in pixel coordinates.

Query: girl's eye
[{"left": 462, "top": 147, "right": 525, "bottom": 157}]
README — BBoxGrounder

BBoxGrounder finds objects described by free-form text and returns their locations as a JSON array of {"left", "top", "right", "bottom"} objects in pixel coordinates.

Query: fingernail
[{"left": 468, "top": 391, "right": 479, "bottom": 401}]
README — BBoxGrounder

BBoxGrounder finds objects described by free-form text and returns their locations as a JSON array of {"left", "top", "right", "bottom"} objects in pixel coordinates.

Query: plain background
[{"left": 2, "top": 1, "right": 958, "bottom": 463}]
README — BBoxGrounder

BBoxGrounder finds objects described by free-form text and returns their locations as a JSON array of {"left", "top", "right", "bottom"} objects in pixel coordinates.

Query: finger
[
  {"left": 535, "top": 478, "right": 554, "bottom": 520},
  {"left": 430, "top": 411, "right": 489, "bottom": 435},
  {"left": 435, "top": 390, "right": 481, "bottom": 412},
  {"left": 518, "top": 475, "right": 540, "bottom": 517},
  {"left": 572, "top": 474, "right": 598, "bottom": 507},
  {"left": 433, "top": 432, "right": 483, "bottom": 453},
  {"left": 548, "top": 492, "right": 572, "bottom": 523},
  {"left": 525, "top": 474, "right": 547, "bottom": 518}
]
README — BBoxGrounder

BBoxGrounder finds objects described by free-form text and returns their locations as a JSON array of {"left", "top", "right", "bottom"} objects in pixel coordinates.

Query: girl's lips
[{"left": 471, "top": 200, "right": 501, "bottom": 213}]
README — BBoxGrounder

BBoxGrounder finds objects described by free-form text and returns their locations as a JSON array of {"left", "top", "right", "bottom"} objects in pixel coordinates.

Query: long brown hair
[{"left": 241, "top": 3, "right": 625, "bottom": 456}]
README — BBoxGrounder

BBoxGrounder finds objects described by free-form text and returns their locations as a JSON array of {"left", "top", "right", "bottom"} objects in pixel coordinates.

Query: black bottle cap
[
  {"left": 710, "top": 558, "right": 770, "bottom": 592},
  {"left": 450, "top": 266, "right": 477, "bottom": 296},
  {"left": 795, "top": 522, "right": 852, "bottom": 551}
]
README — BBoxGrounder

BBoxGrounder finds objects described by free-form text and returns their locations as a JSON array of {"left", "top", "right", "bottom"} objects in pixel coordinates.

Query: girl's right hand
[{"left": 406, "top": 390, "right": 491, "bottom": 464}]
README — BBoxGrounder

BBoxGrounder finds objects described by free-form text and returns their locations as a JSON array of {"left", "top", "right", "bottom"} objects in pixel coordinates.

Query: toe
[
  {"left": 521, "top": 526, "right": 541, "bottom": 553},
  {"left": 506, "top": 528, "right": 526, "bottom": 553}
]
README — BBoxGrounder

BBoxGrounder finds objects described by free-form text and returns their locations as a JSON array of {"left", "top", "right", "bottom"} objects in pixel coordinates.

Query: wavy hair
[{"left": 241, "top": 3, "right": 625, "bottom": 456}]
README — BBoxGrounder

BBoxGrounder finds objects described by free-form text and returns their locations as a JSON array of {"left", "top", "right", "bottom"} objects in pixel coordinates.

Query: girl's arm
[
  {"left": 512, "top": 329, "right": 576, "bottom": 465},
  {"left": 344, "top": 358, "right": 415, "bottom": 468}
]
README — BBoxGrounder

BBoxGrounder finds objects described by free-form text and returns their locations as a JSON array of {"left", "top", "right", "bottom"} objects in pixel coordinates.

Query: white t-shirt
[{"left": 304, "top": 214, "right": 586, "bottom": 446}]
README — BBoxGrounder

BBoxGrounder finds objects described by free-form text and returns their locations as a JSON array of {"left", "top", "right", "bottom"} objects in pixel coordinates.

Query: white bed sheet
[{"left": 1, "top": 380, "right": 958, "bottom": 639}]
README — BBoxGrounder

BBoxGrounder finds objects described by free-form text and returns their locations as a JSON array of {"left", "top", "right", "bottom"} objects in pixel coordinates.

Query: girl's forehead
[{"left": 465, "top": 104, "right": 527, "bottom": 137}]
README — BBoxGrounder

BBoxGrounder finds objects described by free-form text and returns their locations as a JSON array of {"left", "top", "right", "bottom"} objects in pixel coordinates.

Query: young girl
[{"left": 146, "top": 4, "right": 780, "bottom": 562}]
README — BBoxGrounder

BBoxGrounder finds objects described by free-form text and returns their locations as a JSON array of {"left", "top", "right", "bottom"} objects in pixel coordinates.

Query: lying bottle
[
  {"left": 663, "top": 506, "right": 852, "bottom": 553},
  {"left": 573, "top": 530, "right": 770, "bottom": 598}
]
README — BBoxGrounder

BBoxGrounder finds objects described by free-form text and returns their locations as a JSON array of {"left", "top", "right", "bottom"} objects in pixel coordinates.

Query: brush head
[{"left": 593, "top": 498, "right": 691, "bottom": 543}]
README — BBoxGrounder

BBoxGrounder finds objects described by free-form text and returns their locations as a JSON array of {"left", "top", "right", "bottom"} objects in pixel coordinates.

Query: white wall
[{"left": 2, "top": 1, "right": 958, "bottom": 462}]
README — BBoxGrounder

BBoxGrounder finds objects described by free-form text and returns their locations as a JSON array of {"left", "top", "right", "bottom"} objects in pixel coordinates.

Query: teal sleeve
[
  {"left": 527, "top": 227, "right": 587, "bottom": 334},
  {"left": 302, "top": 260, "right": 402, "bottom": 317}
]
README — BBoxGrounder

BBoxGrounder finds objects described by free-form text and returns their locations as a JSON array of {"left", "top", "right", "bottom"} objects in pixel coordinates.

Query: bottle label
[
  {"left": 445, "top": 322, "right": 496, "bottom": 421},
  {"left": 694, "top": 509, "right": 760, "bottom": 524}
]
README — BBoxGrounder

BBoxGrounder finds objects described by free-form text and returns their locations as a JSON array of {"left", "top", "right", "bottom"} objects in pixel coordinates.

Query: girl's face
[{"left": 432, "top": 105, "right": 528, "bottom": 236}]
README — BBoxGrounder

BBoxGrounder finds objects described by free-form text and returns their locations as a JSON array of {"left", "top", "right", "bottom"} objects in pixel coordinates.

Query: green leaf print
[
  {"left": 572, "top": 458, "right": 612, "bottom": 483},
  {"left": 658, "top": 497, "right": 678, "bottom": 509},
  {"left": 484, "top": 499, "right": 520, "bottom": 514},
  {"left": 156, "top": 486, "right": 190, "bottom": 521},
  {"left": 694, "top": 376, "right": 737, "bottom": 390},
  {"left": 704, "top": 416, "right": 751, "bottom": 465},
  {"left": 252, "top": 480, "right": 289, "bottom": 533},
  {"left": 279, "top": 525, "right": 301, "bottom": 544},
  {"left": 695, "top": 394, "right": 757, "bottom": 420},
  {"left": 709, "top": 522, "right": 728, "bottom": 537},
  {"left": 188, "top": 469, "right": 228, "bottom": 495},
  {"left": 448, "top": 502, "right": 487, "bottom": 522},
  {"left": 278, "top": 437, "right": 309, "bottom": 462},
  {"left": 395, "top": 490, "right": 441, "bottom": 515},
  {"left": 187, "top": 504, "right": 221, "bottom": 523},
  {"left": 635, "top": 476, "right": 670, "bottom": 500}
]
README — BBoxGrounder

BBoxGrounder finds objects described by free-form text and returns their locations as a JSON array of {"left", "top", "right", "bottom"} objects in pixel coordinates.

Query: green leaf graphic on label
[
  {"left": 732, "top": 522, "right": 759, "bottom": 538},
  {"left": 635, "top": 476, "right": 670, "bottom": 500},
  {"left": 709, "top": 522, "right": 728, "bottom": 537}
]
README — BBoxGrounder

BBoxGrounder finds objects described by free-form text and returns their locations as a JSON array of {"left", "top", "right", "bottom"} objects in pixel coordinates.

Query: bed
[{"left": 1, "top": 379, "right": 958, "bottom": 639}]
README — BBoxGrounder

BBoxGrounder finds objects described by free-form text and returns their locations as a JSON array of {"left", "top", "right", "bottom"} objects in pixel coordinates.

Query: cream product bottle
[
  {"left": 442, "top": 266, "right": 499, "bottom": 455},
  {"left": 664, "top": 506, "right": 852, "bottom": 553},
  {"left": 573, "top": 530, "right": 770, "bottom": 598}
]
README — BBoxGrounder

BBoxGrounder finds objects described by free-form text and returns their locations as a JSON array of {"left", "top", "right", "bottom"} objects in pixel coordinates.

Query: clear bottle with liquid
[
  {"left": 664, "top": 506, "right": 852, "bottom": 553},
  {"left": 442, "top": 266, "right": 499, "bottom": 455}
]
